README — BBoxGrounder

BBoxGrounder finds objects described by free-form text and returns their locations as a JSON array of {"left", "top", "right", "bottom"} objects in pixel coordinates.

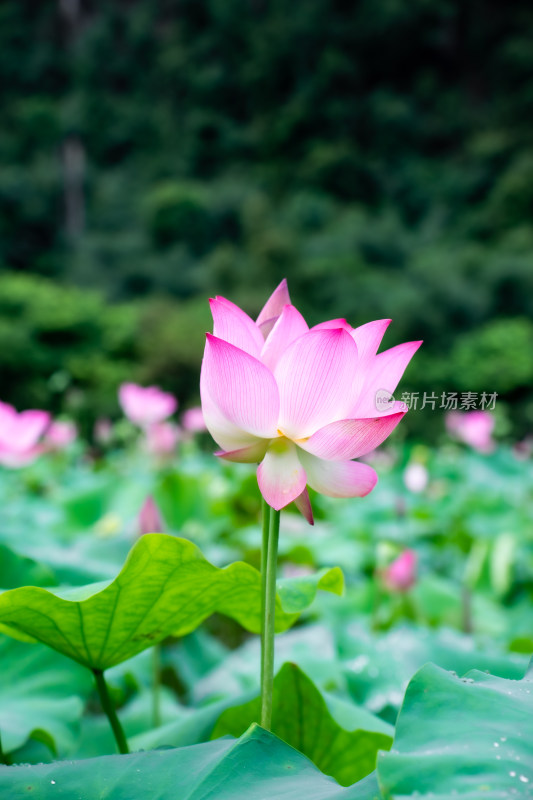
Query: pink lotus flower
[
  {"left": 182, "top": 406, "right": 207, "bottom": 433},
  {"left": 45, "top": 420, "right": 77, "bottom": 450},
  {"left": 446, "top": 410, "right": 495, "bottom": 453},
  {"left": 382, "top": 550, "right": 417, "bottom": 592},
  {"left": 0, "top": 401, "right": 50, "bottom": 467},
  {"left": 138, "top": 495, "right": 164, "bottom": 535},
  {"left": 201, "top": 280, "right": 421, "bottom": 523},
  {"left": 144, "top": 421, "right": 180, "bottom": 457},
  {"left": 119, "top": 383, "right": 177, "bottom": 428}
]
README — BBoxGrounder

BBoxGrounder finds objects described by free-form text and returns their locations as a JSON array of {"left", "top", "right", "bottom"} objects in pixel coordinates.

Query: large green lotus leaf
[
  {"left": 68, "top": 687, "right": 183, "bottom": 760},
  {"left": 162, "top": 629, "right": 230, "bottom": 693},
  {"left": 130, "top": 646, "right": 348, "bottom": 753},
  {"left": 377, "top": 662, "right": 533, "bottom": 798},
  {"left": 338, "top": 623, "right": 528, "bottom": 717},
  {"left": 276, "top": 569, "right": 344, "bottom": 612},
  {"left": 55, "top": 459, "right": 172, "bottom": 543},
  {"left": 0, "top": 544, "right": 57, "bottom": 590},
  {"left": 130, "top": 693, "right": 256, "bottom": 752},
  {"left": 154, "top": 468, "right": 227, "bottom": 532},
  {"left": 411, "top": 574, "right": 510, "bottom": 635},
  {"left": 190, "top": 624, "right": 343, "bottom": 703},
  {"left": 0, "top": 723, "right": 380, "bottom": 799},
  {"left": 10, "top": 685, "right": 184, "bottom": 766},
  {"left": 23, "top": 534, "right": 134, "bottom": 586},
  {"left": 0, "top": 636, "right": 92, "bottom": 756},
  {"left": 0, "top": 534, "right": 343, "bottom": 670},
  {"left": 212, "top": 663, "right": 392, "bottom": 787}
]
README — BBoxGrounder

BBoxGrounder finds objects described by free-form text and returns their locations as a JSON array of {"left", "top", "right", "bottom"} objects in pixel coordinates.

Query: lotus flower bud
[
  {"left": 138, "top": 496, "right": 164, "bottom": 536},
  {"left": 382, "top": 550, "right": 417, "bottom": 593}
]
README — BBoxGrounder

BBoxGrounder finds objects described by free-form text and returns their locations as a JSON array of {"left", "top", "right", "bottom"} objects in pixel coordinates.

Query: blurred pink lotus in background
[
  {"left": 446, "top": 410, "right": 495, "bottom": 453},
  {"left": 138, "top": 495, "right": 164, "bottom": 535},
  {"left": 144, "top": 421, "right": 180, "bottom": 457},
  {"left": 119, "top": 383, "right": 177, "bottom": 427},
  {"left": 382, "top": 550, "right": 417, "bottom": 592},
  {"left": 201, "top": 280, "right": 421, "bottom": 522},
  {"left": 182, "top": 406, "right": 207, "bottom": 433},
  {"left": 45, "top": 420, "right": 77, "bottom": 451},
  {"left": 0, "top": 401, "right": 50, "bottom": 467}
]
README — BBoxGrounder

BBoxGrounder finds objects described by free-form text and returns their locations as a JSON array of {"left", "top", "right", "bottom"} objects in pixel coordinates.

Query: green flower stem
[
  {"left": 260, "top": 503, "right": 280, "bottom": 731},
  {"left": 92, "top": 668, "right": 129, "bottom": 755},
  {"left": 260, "top": 498, "right": 271, "bottom": 692},
  {"left": 0, "top": 730, "right": 8, "bottom": 765},
  {"left": 462, "top": 585, "right": 473, "bottom": 634},
  {"left": 152, "top": 643, "right": 162, "bottom": 728}
]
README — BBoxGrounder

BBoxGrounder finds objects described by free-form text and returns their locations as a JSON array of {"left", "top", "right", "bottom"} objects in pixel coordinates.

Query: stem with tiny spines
[
  {"left": 462, "top": 585, "right": 473, "bottom": 634},
  {"left": 152, "top": 643, "right": 162, "bottom": 728},
  {"left": 0, "top": 730, "right": 9, "bottom": 765},
  {"left": 260, "top": 503, "right": 280, "bottom": 731},
  {"left": 92, "top": 668, "right": 129, "bottom": 754},
  {"left": 260, "top": 498, "right": 271, "bottom": 693}
]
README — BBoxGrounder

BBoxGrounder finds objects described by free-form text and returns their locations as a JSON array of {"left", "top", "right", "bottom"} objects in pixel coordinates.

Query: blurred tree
[{"left": 0, "top": 0, "right": 532, "bottom": 434}]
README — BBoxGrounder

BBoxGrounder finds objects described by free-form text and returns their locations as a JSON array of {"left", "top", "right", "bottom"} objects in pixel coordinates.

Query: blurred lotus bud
[
  {"left": 403, "top": 462, "right": 429, "bottom": 493},
  {"left": 94, "top": 418, "right": 113, "bottom": 445},
  {"left": 138, "top": 496, "right": 164, "bottom": 535},
  {"left": 513, "top": 437, "right": 532, "bottom": 461},
  {"left": 181, "top": 406, "right": 207, "bottom": 433},
  {"left": 45, "top": 420, "right": 77, "bottom": 450},
  {"left": 382, "top": 550, "right": 417, "bottom": 592},
  {"left": 446, "top": 410, "right": 495, "bottom": 453},
  {"left": 145, "top": 421, "right": 180, "bottom": 457}
]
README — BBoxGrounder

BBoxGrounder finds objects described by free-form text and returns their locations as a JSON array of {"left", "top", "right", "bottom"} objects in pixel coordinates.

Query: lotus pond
[{"left": 0, "top": 429, "right": 531, "bottom": 799}]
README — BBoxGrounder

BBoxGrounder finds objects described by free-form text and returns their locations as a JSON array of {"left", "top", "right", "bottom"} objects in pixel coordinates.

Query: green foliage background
[{"left": 1, "top": 1, "right": 532, "bottom": 434}]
